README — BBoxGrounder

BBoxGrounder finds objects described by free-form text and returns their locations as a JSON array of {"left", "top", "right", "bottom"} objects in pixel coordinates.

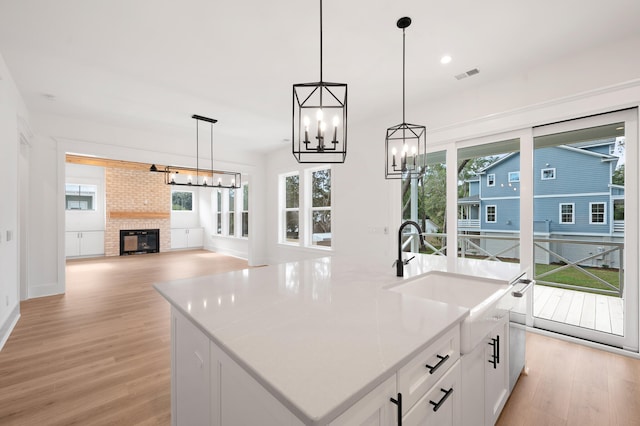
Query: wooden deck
[{"left": 533, "top": 285, "right": 624, "bottom": 336}]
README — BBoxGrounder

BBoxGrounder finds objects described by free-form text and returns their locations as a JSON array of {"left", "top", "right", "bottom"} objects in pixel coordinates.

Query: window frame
[
  {"left": 485, "top": 205, "right": 497, "bottom": 223},
  {"left": 65, "top": 183, "right": 97, "bottom": 211},
  {"left": 241, "top": 183, "right": 249, "bottom": 238},
  {"left": 541, "top": 168, "right": 556, "bottom": 180},
  {"left": 508, "top": 171, "right": 520, "bottom": 183},
  {"left": 559, "top": 202, "right": 575, "bottom": 224},
  {"left": 280, "top": 172, "right": 301, "bottom": 245},
  {"left": 171, "top": 190, "right": 194, "bottom": 212},
  {"left": 589, "top": 202, "right": 607, "bottom": 224},
  {"left": 308, "top": 167, "right": 332, "bottom": 248},
  {"left": 487, "top": 174, "right": 495, "bottom": 187}
]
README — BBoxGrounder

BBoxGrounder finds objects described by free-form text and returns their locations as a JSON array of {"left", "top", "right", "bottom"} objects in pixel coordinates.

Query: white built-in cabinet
[
  {"left": 461, "top": 314, "right": 510, "bottom": 426},
  {"left": 65, "top": 231, "right": 104, "bottom": 257},
  {"left": 171, "top": 307, "right": 462, "bottom": 426},
  {"left": 170, "top": 228, "right": 204, "bottom": 249}
]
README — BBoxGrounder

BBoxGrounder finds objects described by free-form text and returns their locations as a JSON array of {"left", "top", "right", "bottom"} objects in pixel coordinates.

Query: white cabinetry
[
  {"left": 328, "top": 376, "right": 397, "bottom": 426},
  {"left": 171, "top": 306, "right": 463, "bottom": 426},
  {"left": 211, "top": 343, "right": 304, "bottom": 426},
  {"left": 170, "top": 228, "right": 204, "bottom": 249},
  {"left": 329, "top": 324, "right": 461, "bottom": 426},
  {"left": 172, "top": 308, "right": 210, "bottom": 425},
  {"left": 65, "top": 231, "right": 104, "bottom": 257},
  {"left": 461, "top": 314, "right": 509, "bottom": 426},
  {"left": 171, "top": 308, "right": 302, "bottom": 426}
]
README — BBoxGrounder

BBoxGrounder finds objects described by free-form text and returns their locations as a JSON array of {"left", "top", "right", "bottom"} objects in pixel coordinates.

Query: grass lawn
[{"left": 535, "top": 263, "right": 620, "bottom": 294}]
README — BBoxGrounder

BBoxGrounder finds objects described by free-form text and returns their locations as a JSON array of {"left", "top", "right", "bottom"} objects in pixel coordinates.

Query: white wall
[
  {"left": 24, "top": 113, "right": 267, "bottom": 298},
  {"left": 0, "top": 52, "right": 28, "bottom": 349},
  {"left": 264, "top": 35, "right": 640, "bottom": 266}
]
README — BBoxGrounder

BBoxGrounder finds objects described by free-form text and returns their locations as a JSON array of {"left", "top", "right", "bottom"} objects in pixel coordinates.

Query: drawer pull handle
[
  {"left": 488, "top": 335, "right": 500, "bottom": 368},
  {"left": 425, "top": 354, "right": 449, "bottom": 374},
  {"left": 429, "top": 387, "right": 454, "bottom": 412},
  {"left": 389, "top": 393, "right": 402, "bottom": 426}
]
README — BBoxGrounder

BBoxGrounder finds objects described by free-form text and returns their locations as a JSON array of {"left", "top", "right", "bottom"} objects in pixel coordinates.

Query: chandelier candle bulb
[
  {"left": 332, "top": 116, "right": 339, "bottom": 142},
  {"left": 303, "top": 116, "right": 310, "bottom": 142},
  {"left": 392, "top": 147, "right": 397, "bottom": 167}
]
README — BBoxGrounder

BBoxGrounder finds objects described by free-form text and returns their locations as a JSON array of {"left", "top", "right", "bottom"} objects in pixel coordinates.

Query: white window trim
[
  {"left": 241, "top": 182, "right": 249, "bottom": 238},
  {"left": 508, "top": 171, "right": 520, "bottom": 182},
  {"left": 589, "top": 202, "right": 607, "bottom": 224},
  {"left": 280, "top": 172, "right": 301, "bottom": 246},
  {"left": 485, "top": 205, "right": 497, "bottom": 223},
  {"left": 307, "top": 166, "right": 332, "bottom": 249},
  {"left": 559, "top": 202, "right": 575, "bottom": 224},
  {"left": 541, "top": 168, "right": 556, "bottom": 180},
  {"left": 487, "top": 174, "right": 495, "bottom": 187}
]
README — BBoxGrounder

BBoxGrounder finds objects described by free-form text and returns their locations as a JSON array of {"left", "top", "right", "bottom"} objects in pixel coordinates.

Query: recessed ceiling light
[{"left": 440, "top": 55, "right": 452, "bottom": 65}]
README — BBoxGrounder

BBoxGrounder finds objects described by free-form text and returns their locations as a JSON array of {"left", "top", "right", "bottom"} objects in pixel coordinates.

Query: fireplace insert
[{"left": 120, "top": 229, "right": 159, "bottom": 255}]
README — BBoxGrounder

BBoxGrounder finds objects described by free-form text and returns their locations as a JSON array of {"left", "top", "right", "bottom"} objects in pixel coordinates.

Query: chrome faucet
[{"left": 395, "top": 220, "right": 426, "bottom": 277}]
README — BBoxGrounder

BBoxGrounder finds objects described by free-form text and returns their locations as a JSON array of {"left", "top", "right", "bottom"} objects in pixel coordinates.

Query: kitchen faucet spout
[{"left": 395, "top": 220, "right": 425, "bottom": 277}]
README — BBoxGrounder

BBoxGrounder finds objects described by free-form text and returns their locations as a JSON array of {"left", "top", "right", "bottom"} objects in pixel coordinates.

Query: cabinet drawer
[
  {"left": 397, "top": 324, "right": 460, "bottom": 415},
  {"left": 403, "top": 360, "right": 461, "bottom": 426}
]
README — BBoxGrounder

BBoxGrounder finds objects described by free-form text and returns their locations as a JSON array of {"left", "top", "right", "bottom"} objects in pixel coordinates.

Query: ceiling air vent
[{"left": 454, "top": 68, "right": 480, "bottom": 80}]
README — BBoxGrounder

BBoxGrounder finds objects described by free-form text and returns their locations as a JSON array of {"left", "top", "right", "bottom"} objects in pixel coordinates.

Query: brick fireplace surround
[{"left": 104, "top": 167, "right": 171, "bottom": 256}]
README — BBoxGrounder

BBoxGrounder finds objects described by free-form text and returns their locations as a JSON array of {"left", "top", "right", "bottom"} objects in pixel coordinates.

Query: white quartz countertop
[{"left": 154, "top": 254, "right": 522, "bottom": 424}]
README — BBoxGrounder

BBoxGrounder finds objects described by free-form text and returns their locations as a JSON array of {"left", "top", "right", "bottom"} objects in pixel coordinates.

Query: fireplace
[{"left": 120, "top": 229, "right": 159, "bottom": 255}]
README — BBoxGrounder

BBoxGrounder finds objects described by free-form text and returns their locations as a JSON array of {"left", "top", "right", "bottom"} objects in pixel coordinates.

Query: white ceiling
[{"left": 1, "top": 0, "right": 639, "bottom": 154}]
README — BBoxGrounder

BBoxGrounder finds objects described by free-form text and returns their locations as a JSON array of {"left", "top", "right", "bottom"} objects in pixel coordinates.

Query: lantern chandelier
[
  {"left": 385, "top": 17, "right": 426, "bottom": 180},
  {"left": 149, "top": 115, "right": 241, "bottom": 189},
  {"left": 292, "top": 0, "right": 348, "bottom": 163}
]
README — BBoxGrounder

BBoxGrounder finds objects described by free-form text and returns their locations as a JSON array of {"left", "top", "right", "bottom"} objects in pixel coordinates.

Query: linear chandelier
[
  {"left": 292, "top": 0, "right": 348, "bottom": 163},
  {"left": 150, "top": 115, "right": 241, "bottom": 188},
  {"left": 385, "top": 17, "right": 426, "bottom": 180}
]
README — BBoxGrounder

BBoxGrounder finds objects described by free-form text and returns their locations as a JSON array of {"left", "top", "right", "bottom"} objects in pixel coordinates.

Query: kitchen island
[{"left": 154, "top": 254, "right": 523, "bottom": 425}]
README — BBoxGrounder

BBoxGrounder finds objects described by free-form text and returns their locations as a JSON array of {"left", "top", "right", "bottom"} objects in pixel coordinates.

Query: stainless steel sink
[{"left": 387, "top": 271, "right": 517, "bottom": 354}]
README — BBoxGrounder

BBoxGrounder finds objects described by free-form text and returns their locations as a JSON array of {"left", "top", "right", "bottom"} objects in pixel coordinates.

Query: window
[
  {"left": 508, "top": 171, "right": 520, "bottom": 182},
  {"left": 228, "top": 189, "right": 235, "bottom": 236},
  {"left": 215, "top": 190, "right": 222, "bottom": 234},
  {"left": 559, "top": 203, "right": 575, "bottom": 224},
  {"left": 541, "top": 168, "right": 556, "bottom": 180},
  {"left": 172, "top": 191, "right": 193, "bottom": 211},
  {"left": 283, "top": 173, "right": 300, "bottom": 243},
  {"left": 65, "top": 184, "right": 97, "bottom": 210},
  {"left": 487, "top": 174, "right": 495, "bottom": 187},
  {"left": 590, "top": 202, "right": 606, "bottom": 224},
  {"left": 486, "top": 205, "right": 497, "bottom": 223},
  {"left": 242, "top": 183, "right": 249, "bottom": 237},
  {"left": 310, "top": 168, "right": 331, "bottom": 247}
]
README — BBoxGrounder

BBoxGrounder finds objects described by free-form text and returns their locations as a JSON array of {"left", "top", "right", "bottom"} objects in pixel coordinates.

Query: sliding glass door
[{"left": 531, "top": 109, "right": 638, "bottom": 350}]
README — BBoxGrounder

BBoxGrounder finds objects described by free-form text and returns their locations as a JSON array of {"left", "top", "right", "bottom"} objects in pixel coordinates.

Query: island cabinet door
[
  {"left": 172, "top": 308, "right": 211, "bottom": 426},
  {"left": 210, "top": 343, "right": 304, "bottom": 426},
  {"left": 328, "top": 375, "right": 397, "bottom": 426}
]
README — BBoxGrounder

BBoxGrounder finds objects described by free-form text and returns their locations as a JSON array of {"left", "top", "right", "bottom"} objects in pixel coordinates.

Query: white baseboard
[
  {"left": 28, "top": 281, "right": 63, "bottom": 299},
  {"left": 0, "top": 304, "right": 20, "bottom": 351}
]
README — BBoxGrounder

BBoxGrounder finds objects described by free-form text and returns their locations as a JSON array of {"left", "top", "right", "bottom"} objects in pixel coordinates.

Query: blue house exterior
[{"left": 458, "top": 138, "right": 624, "bottom": 266}]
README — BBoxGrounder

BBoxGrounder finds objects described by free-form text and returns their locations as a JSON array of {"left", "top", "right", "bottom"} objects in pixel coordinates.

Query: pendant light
[
  {"left": 292, "top": 0, "right": 348, "bottom": 163},
  {"left": 150, "top": 115, "right": 241, "bottom": 189},
  {"left": 385, "top": 17, "right": 426, "bottom": 180}
]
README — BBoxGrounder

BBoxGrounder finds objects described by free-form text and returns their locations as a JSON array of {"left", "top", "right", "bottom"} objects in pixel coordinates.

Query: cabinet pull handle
[
  {"left": 488, "top": 338, "right": 498, "bottom": 369},
  {"left": 429, "top": 387, "right": 454, "bottom": 412},
  {"left": 389, "top": 392, "right": 402, "bottom": 426},
  {"left": 425, "top": 354, "right": 449, "bottom": 374},
  {"left": 496, "top": 335, "right": 500, "bottom": 364}
]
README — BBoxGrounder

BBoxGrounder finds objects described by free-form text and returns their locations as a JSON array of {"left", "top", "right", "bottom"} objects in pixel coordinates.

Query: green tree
[{"left": 612, "top": 164, "right": 625, "bottom": 186}]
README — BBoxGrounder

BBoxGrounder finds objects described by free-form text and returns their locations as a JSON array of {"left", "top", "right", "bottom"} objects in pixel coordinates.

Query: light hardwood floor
[
  {"left": 2, "top": 251, "right": 640, "bottom": 425},
  {"left": 0, "top": 250, "right": 248, "bottom": 425}
]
